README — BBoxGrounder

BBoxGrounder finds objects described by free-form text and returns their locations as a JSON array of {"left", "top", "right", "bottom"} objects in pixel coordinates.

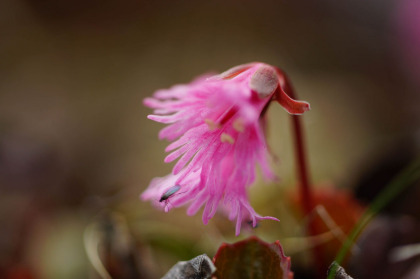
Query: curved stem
[
  {"left": 282, "top": 76, "right": 313, "bottom": 214},
  {"left": 275, "top": 68, "right": 324, "bottom": 278},
  {"left": 275, "top": 68, "right": 314, "bottom": 215}
]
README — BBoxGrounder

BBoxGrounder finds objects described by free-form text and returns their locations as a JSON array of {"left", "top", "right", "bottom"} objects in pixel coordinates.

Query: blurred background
[{"left": 1, "top": 0, "right": 419, "bottom": 278}]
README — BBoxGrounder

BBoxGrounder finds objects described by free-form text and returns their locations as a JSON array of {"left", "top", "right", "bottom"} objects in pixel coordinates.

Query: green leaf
[{"left": 213, "top": 236, "right": 293, "bottom": 279}]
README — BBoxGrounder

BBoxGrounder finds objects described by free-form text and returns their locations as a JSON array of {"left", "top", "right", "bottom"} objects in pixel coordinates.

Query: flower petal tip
[{"left": 139, "top": 192, "right": 148, "bottom": 201}]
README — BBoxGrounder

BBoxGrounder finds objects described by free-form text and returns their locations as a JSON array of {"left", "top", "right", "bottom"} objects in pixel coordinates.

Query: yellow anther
[
  {"left": 221, "top": 133, "right": 235, "bottom": 144},
  {"left": 233, "top": 119, "right": 245, "bottom": 133},
  {"left": 205, "top": 119, "right": 220, "bottom": 130}
]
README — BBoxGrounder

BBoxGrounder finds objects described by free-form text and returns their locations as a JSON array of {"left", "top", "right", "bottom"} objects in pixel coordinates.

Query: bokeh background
[{"left": 1, "top": 1, "right": 419, "bottom": 278}]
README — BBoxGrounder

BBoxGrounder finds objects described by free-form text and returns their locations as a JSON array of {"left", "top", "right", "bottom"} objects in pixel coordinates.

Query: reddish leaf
[
  {"left": 213, "top": 236, "right": 293, "bottom": 279},
  {"left": 290, "top": 186, "right": 365, "bottom": 267}
]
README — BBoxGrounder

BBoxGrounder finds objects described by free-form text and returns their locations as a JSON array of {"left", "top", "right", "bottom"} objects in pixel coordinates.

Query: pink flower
[{"left": 141, "top": 62, "right": 310, "bottom": 235}]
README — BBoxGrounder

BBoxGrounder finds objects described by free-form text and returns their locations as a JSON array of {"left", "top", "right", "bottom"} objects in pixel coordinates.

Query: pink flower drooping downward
[{"left": 142, "top": 62, "right": 310, "bottom": 235}]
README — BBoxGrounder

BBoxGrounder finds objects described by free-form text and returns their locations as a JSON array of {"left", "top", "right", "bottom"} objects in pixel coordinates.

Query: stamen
[
  {"left": 206, "top": 107, "right": 238, "bottom": 131},
  {"left": 221, "top": 133, "right": 235, "bottom": 144},
  {"left": 233, "top": 119, "right": 245, "bottom": 133},
  {"left": 204, "top": 119, "right": 220, "bottom": 130}
]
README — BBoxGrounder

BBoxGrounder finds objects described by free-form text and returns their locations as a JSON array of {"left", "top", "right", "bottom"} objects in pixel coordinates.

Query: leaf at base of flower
[{"left": 213, "top": 236, "right": 293, "bottom": 279}]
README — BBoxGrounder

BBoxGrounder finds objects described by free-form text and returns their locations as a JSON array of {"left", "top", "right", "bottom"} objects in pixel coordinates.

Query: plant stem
[
  {"left": 277, "top": 69, "right": 314, "bottom": 215},
  {"left": 276, "top": 68, "right": 325, "bottom": 277},
  {"left": 291, "top": 114, "right": 313, "bottom": 215}
]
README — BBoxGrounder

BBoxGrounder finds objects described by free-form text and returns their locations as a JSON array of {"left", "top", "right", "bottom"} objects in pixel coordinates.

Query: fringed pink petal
[
  {"left": 164, "top": 144, "right": 190, "bottom": 163},
  {"left": 147, "top": 114, "right": 179, "bottom": 124},
  {"left": 235, "top": 205, "right": 243, "bottom": 236},
  {"left": 187, "top": 191, "right": 208, "bottom": 216},
  {"left": 142, "top": 62, "right": 310, "bottom": 235},
  {"left": 173, "top": 147, "right": 200, "bottom": 174}
]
